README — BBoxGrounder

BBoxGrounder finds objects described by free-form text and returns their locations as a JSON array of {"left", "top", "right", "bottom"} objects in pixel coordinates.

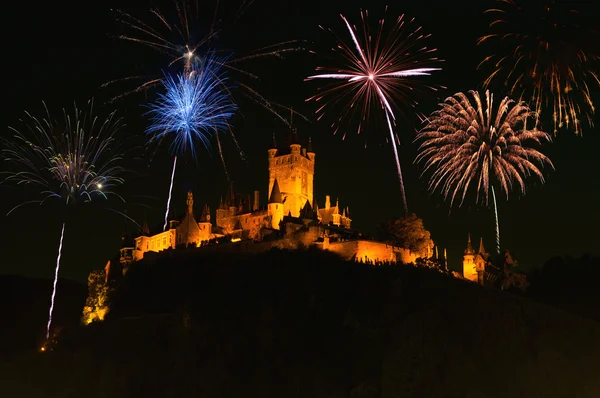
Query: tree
[{"left": 377, "top": 214, "right": 434, "bottom": 257}]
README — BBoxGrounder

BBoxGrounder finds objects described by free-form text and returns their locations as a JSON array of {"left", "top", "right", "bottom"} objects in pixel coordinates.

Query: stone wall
[
  {"left": 216, "top": 210, "right": 270, "bottom": 239},
  {"left": 325, "top": 240, "right": 418, "bottom": 264}
]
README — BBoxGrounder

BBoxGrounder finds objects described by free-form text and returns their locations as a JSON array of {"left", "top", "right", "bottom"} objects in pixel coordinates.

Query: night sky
[{"left": 1, "top": 0, "right": 599, "bottom": 282}]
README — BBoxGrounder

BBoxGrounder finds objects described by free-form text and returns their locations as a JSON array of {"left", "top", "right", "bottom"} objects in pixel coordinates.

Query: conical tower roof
[
  {"left": 478, "top": 237, "right": 487, "bottom": 255},
  {"left": 268, "top": 179, "right": 283, "bottom": 204},
  {"left": 200, "top": 204, "right": 210, "bottom": 222},
  {"left": 465, "top": 233, "right": 475, "bottom": 255}
]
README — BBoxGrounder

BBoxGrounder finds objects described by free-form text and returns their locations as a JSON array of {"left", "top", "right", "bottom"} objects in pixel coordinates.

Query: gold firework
[{"left": 478, "top": 0, "right": 600, "bottom": 135}]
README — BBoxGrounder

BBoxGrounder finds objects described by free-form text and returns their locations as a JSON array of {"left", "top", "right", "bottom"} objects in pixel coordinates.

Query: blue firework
[{"left": 145, "top": 54, "right": 237, "bottom": 158}]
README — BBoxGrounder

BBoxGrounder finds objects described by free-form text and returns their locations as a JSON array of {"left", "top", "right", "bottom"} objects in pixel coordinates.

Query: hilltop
[{"left": 2, "top": 248, "right": 600, "bottom": 397}]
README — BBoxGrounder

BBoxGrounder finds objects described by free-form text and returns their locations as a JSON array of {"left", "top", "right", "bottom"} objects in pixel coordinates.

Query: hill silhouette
[
  {"left": 2, "top": 248, "right": 600, "bottom": 397},
  {"left": 0, "top": 275, "right": 86, "bottom": 358}
]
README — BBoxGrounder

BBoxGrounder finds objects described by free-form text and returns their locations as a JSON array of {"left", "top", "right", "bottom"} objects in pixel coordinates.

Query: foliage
[
  {"left": 498, "top": 250, "right": 529, "bottom": 292},
  {"left": 377, "top": 213, "right": 434, "bottom": 257},
  {"left": 81, "top": 269, "right": 110, "bottom": 325}
]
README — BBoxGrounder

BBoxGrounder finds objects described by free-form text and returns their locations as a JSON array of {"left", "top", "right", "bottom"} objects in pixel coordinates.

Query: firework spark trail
[
  {"left": 164, "top": 156, "right": 178, "bottom": 231},
  {"left": 1, "top": 101, "right": 128, "bottom": 344},
  {"left": 478, "top": 0, "right": 600, "bottom": 135},
  {"left": 306, "top": 10, "right": 442, "bottom": 215},
  {"left": 492, "top": 186, "right": 500, "bottom": 255},
  {"left": 385, "top": 112, "right": 408, "bottom": 214},
  {"left": 110, "top": 1, "right": 304, "bottom": 122},
  {"left": 46, "top": 222, "right": 65, "bottom": 340},
  {"left": 416, "top": 90, "right": 554, "bottom": 253},
  {"left": 146, "top": 56, "right": 236, "bottom": 224}
]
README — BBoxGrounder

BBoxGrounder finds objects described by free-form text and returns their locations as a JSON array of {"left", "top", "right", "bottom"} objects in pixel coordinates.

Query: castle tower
[
  {"left": 268, "top": 129, "right": 315, "bottom": 218},
  {"left": 307, "top": 137, "right": 315, "bottom": 162},
  {"left": 268, "top": 133, "right": 278, "bottom": 158},
  {"left": 463, "top": 234, "right": 478, "bottom": 282},
  {"left": 268, "top": 179, "right": 284, "bottom": 230},
  {"left": 177, "top": 191, "right": 201, "bottom": 247}
]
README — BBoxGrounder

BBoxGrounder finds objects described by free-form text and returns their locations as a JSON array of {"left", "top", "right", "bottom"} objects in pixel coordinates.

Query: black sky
[{"left": 1, "top": 0, "right": 599, "bottom": 281}]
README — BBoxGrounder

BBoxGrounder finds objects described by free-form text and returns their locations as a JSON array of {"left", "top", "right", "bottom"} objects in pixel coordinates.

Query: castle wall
[
  {"left": 134, "top": 229, "right": 176, "bottom": 261},
  {"left": 325, "top": 240, "right": 418, "bottom": 264},
  {"left": 216, "top": 210, "right": 270, "bottom": 240}
]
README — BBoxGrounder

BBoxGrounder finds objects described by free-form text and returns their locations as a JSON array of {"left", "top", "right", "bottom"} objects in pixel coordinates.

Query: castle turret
[
  {"left": 289, "top": 127, "right": 301, "bottom": 155},
  {"left": 177, "top": 191, "right": 201, "bottom": 247},
  {"left": 268, "top": 179, "right": 284, "bottom": 230},
  {"left": 268, "top": 133, "right": 278, "bottom": 158},
  {"left": 226, "top": 182, "right": 237, "bottom": 216},
  {"left": 307, "top": 137, "right": 315, "bottom": 162},
  {"left": 325, "top": 195, "right": 331, "bottom": 210},
  {"left": 463, "top": 234, "right": 478, "bottom": 282},
  {"left": 186, "top": 191, "right": 194, "bottom": 214}
]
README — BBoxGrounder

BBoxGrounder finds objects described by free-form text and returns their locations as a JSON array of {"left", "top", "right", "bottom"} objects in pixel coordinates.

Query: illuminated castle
[{"left": 119, "top": 128, "right": 420, "bottom": 268}]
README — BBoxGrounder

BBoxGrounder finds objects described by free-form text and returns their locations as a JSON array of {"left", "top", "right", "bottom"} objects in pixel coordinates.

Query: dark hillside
[
  {"left": 0, "top": 275, "right": 86, "bottom": 357},
  {"left": 2, "top": 249, "right": 600, "bottom": 397}
]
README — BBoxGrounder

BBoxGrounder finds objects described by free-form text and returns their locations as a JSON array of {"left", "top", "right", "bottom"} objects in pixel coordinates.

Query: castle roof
[
  {"left": 478, "top": 237, "right": 487, "bottom": 256},
  {"left": 288, "top": 126, "right": 300, "bottom": 146},
  {"left": 465, "top": 234, "right": 475, "bottom": 255},
  {"left": 269, "top": 179, "right": 283, "bottom": 204},
  {"left": 199, "top": 204, "right": 210, "bottom": 222},
  {"left": 300, "top": 199, "right": 317, "bottom": 220},
  {"left": 270, "top": 132, "right": 277, "bottom": 149},
  {"left": 225, "top": 182, "right": 235, "bottom": 207}
]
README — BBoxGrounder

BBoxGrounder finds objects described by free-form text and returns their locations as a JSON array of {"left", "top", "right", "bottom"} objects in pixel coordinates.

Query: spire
[
  {"left": 200, "top": 204, "right": 210, "bottom": 222},
  {"left": 226, "top": 182, "right": 235, "bottom": 207},
  {"left": 307, "top": 136, "right": 313, "bottom": 152},
  {"left": 186, "top": 191, "right": 194, "bottom": 214},
  {"left": 334, "top": 197, "right": 339, "bottom": 213},
  {"left": 271, "top": 132, "right": 277, "bottom": 149},
  {"left": 268, "top": 179, "right": 282, "bottom": 204},
  {"left": 465, "top": 233, "right": 475, "bottom": 255},
  {"left": 478, "top": 237, "right": 487, "bottom": 255}
]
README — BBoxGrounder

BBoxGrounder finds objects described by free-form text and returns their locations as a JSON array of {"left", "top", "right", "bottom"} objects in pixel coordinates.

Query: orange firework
[{"left": 478, "top": 0, "right": 600, "bottom": 135}]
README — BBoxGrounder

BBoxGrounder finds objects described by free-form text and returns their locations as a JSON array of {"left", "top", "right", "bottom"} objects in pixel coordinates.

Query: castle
[{"left": 118, "top": 128, "right": 421, "bottom": 268}]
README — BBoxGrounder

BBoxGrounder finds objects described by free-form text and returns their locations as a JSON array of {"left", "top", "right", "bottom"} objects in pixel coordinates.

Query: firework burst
[
  {"left": 415, "top": 90, "right": 554, "bottom": 253},
  {"left": 305, "top": 9, "right": 442, "bottom": 215},
  {"left": 145, "top": 55, "right": 237, "bottom": 231},
  {"left": 478, "top": 0, "right": 600, "bottom": 135},
  {"left": 1, "top": 101, "right": 127, "bottom": 342},
  {"left": 108, "top": 0, "right": 302, "bottom": 123}
]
